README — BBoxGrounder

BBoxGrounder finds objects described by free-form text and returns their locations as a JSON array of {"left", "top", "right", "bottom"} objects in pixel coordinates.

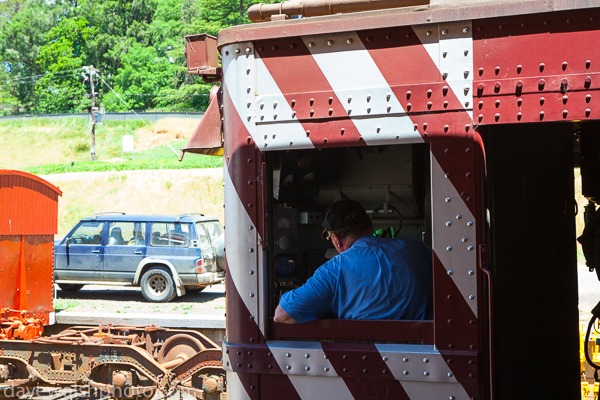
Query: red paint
[
  {"left": 0, "top": 171, "right": 61, "bottom": 337},
  {"left": 257, "top": 38, "right": 364, "bottom": 148},
  {"left": 269, "top": 318, "right": 433, "bottom": 344},
  {"left": 0, "top": 170, "right": 62, "bottom": 235},
  {"left": 223, "top": 85, "right": 264, "bottom": 238},
  {"left": 433, "top": 252, "right": 479, "bottom": 352},
  {"left": 473, "top": 9, "right": 600, "bottom": 125},
  {"left": 180, "top": 86, "right": 223, "bottom": 158},
  {"left": 321, "top": 343, "right": 410, "bottom": 399}
]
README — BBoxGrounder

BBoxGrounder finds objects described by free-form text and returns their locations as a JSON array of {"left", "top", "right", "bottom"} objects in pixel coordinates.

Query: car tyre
[
  {"left": 57, "top": 284, "right": 84, "bottom": 292},
  {"left": 141, "top": 267, "right": 176, "bottom": 302},
  {"left": 185, "top": 286, "right": 206, "bottom": 295}
]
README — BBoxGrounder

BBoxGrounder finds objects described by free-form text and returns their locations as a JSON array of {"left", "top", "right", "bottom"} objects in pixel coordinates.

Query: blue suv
[{"left": 54, "top": 213, "right": 225, "bottom": 302}]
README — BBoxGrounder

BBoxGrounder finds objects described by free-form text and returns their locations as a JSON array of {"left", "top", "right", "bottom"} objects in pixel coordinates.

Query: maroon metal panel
[
  {"left": 0, "top": 170, "right": 62, "bottom": 236},
  {"left": 320, "top": 343, "right": 405, "bottom": 381},
  {"left": 473, "top": 8, "right": 600, "bottom": 124},
  {"left": 185, "top": 34, "right": 219, "bottom": 74},
  {"left": 225, "top": 271, "right": 262, "bottom": 345},
  {"left": 432, "top": 251, "right": 479, "bottom": 352},
  {"left": 218, "top": 1, "right": 558, "bottom": 46},
  {"left": 223, "top": 87, "right": 264, "bottom": 239},
  {"left": 256, "top": 39, "right": 365, "bottom": 148},
  {"left": 269, "top": 319, "right": 434, "bottom": 344},
  {"left": 259, "top": 375, "right": 302, "bottom": 400},
  {"left": 180, "top": 86, "right": 223, "bottom": 158},
  {"left": 340, "top": 378, "right": 408, "bottom": 400}
]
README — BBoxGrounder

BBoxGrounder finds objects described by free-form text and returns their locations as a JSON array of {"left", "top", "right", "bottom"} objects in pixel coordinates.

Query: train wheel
[
  {"left": 141, "top": 267, "right": 176, "bottom": 302},
  {"left": 158, "top": 334, "right": 205, "bottom": 368}
]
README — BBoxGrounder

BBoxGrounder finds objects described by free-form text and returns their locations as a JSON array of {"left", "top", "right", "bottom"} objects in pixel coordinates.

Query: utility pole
[{"left": 88, "top": 65, "right": 96, "bottom": 162}]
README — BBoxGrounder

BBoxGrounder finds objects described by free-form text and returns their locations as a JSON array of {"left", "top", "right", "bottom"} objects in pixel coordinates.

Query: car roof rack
[
  {"left": 175, "top": 213, "right": 205, "bottom": 222},
  {"left": 92, "top": 212, "right": 126, "bottom": 221}
]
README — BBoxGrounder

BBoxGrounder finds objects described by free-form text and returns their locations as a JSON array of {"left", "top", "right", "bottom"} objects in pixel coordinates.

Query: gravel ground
[{"left": 54, "top": 282, "right": 225, "bottom": 317}]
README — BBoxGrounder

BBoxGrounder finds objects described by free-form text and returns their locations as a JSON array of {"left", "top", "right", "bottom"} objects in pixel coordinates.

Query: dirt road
[{"left": 54, "top": 282, "right": 225, "bottom": 317}]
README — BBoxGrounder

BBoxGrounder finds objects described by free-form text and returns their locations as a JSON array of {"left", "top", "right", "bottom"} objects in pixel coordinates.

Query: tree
[
  {"left": 0, "top": 0, "right": 72, "bottom": 112},
  {"left": 36, "top": 17, "right": 96, "bottom": 112},
  {"left": 0, "top": 0, "right": 280, "bottom": 114}
]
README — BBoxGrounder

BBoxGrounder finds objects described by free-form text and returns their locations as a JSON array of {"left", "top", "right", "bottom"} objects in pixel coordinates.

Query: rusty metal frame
[{"left": 218, "top": 0, "right": 599, "bottom": 46}]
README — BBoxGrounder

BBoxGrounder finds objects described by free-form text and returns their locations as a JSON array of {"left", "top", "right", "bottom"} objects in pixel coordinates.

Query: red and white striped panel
[
  {"left": 222, "top": 20, "right": 478, "bottom": 315},
  {"left": 221, "top": 21, "right": 473, "bottom": 150},
  {"left": 221, "top": 20, "right": 480, "bottom": 400},
  {"left": 222, "top": 341, "right": 472, "bottom": 399}
]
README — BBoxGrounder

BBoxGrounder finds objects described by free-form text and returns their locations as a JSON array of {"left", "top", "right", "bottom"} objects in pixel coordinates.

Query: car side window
[
  {"left": 150, "top": 223, "right": 190, "bottom": 247},
  {"left": 68, "top": 222, "right": 104, "bottom": 245},
  {"left": 204, "top": 222, "right": 222, "bottom": 244},
  {"left": 196, "top": 223, "right": 211, "bottom": 247},
  {"left": 108, "top": 222, "right": 145, "bottom": 246}
]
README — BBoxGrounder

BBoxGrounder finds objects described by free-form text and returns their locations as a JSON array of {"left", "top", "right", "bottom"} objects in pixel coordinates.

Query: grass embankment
[
  {"left": 0, "top": 117, "right": 220, "bottom": 171},
  {"left": 47, "top": 169, "right": 224, "bottom": 238},
  {"left": 0, "top": 117, "right": 225, "bottom": 237}
]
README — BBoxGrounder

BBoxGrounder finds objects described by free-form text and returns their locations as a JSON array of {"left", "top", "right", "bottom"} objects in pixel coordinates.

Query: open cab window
[{"left": 267, "top": 144, "right": 433, "bottom": 344}]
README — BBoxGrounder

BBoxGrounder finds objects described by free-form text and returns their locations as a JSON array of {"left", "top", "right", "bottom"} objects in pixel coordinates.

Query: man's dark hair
[
  {"left": 329, "top": 211, "right": 373, "bottom": 240},
  {"left": 321, "top": 200, "right": 373, "bottom": 241}
]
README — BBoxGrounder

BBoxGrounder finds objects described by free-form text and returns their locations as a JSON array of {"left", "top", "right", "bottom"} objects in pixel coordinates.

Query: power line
[
  {"left": 95, "top": 72, "right": 155, "bottom": 133},
  {"left": 3, "top": 68, "right": 83, "bottom": 83},
  {"left": 1, "top": 71, "right": 83, "bottom": 87},
  {"left": 94, "top": 92, "right": 209, "bottom": 96}
]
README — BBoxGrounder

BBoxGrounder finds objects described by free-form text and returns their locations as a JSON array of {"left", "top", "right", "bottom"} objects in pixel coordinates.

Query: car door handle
[
  {"left": 92, "top": 250, "right": 100, "bottom": 254},
  {"left": 134, "top": 251, "right": 143, "bottom": 255}
]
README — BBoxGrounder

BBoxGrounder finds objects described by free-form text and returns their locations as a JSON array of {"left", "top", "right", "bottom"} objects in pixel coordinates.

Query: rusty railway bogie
[{"left": 0, "top": 325, "right": 224, "bottom": 398}]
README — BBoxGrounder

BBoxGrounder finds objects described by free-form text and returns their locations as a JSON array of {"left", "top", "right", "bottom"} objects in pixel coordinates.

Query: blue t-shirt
[{"left": 279, "top": 234, "right": 433, "bottom": 323}]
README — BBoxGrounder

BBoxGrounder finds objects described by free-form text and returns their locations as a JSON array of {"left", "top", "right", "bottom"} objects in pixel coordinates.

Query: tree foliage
[{"left": 0, "top": 0, "right": 276, "bottom": 115}]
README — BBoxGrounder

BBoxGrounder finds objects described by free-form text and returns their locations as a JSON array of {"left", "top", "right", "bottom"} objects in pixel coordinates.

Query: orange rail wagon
[{"left": 0, "top": 170, "right": 62, "bottom": 339}]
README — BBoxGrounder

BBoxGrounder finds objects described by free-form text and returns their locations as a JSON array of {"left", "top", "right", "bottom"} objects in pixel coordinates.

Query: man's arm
[{"left": 274, "top": 304, "right": 298, "bottom": 324}]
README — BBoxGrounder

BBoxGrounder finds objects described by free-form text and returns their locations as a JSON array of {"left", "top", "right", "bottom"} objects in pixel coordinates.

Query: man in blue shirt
[{"left": 274, "top": 200, "right": 433, "bottom": 324}]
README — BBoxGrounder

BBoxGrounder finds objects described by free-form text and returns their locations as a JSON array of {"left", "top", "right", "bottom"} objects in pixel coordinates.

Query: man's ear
[{"left": 331, "top": 233, "right": 341, "bottom": 247}]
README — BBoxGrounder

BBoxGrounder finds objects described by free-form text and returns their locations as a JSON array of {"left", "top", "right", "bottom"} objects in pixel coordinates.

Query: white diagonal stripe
[
  {"left": 375, "top": 344, "right": 457, "bottom": 383},
  {"left": 289, "top": 375, "right": 354, "bottom": 400},
  {"left": 267, "top": 341, "right": 337, "bottom": 377},
  {"left": 254, "top": 53, "right": 315, "bottom": 150},
  {"left": 225, "top": 371, "right": 252, "bottom": 400},
  {"left": 430, "top": 154, "right": 478, "bottom": 316},
  {"left": 303, "top": 32, "right": 422, "bottom": 145},
  {"left": 224, "top": 163, "right": 261, "bottom": 332},
  {"left": 402, "top": 381, "right": 471, "bottom": 400},
  {"left": 438, "top": 21, "right": 474, "bottom": 119},
  {"left": 222, "top": 42, "right": 256, "bottom": 141}
]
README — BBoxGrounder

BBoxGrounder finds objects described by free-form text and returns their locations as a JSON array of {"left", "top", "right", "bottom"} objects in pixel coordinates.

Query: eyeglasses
[{"left": 325, "top": 232, "right": 332, "bottom": 241}]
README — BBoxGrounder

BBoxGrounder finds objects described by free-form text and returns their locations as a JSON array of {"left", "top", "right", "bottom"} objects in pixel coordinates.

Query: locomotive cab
[
  {"left": 182, "top": 0, "right": 600, "bottom": 397},
  {"left": 266, "top": 143, "right": 433, "bottom": 331}
]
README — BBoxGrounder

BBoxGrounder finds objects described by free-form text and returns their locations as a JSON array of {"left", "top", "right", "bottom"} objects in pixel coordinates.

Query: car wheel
[
  {"left": 185, "top": 286, "right": 206, "bottom": 295},
  {"left": 57, "top": 284, "right": 84, "bottom": 292},
  {"left": 141, "top": 267, "right": 176, "bottom": 302}
]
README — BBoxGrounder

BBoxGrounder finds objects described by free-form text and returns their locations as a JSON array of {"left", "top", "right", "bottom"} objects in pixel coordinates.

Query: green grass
[
  {"left": 0, "top": 118, "right": 147, "bottom": 168},
  {"left": 24, "top": 155, "right": 221, "bottom": 175},
  {"left": 54, "top": 299, "right": 83, "bottom": 311},
  {"left": 0, "top": 117, "right": 223, "bottom": 173}
]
